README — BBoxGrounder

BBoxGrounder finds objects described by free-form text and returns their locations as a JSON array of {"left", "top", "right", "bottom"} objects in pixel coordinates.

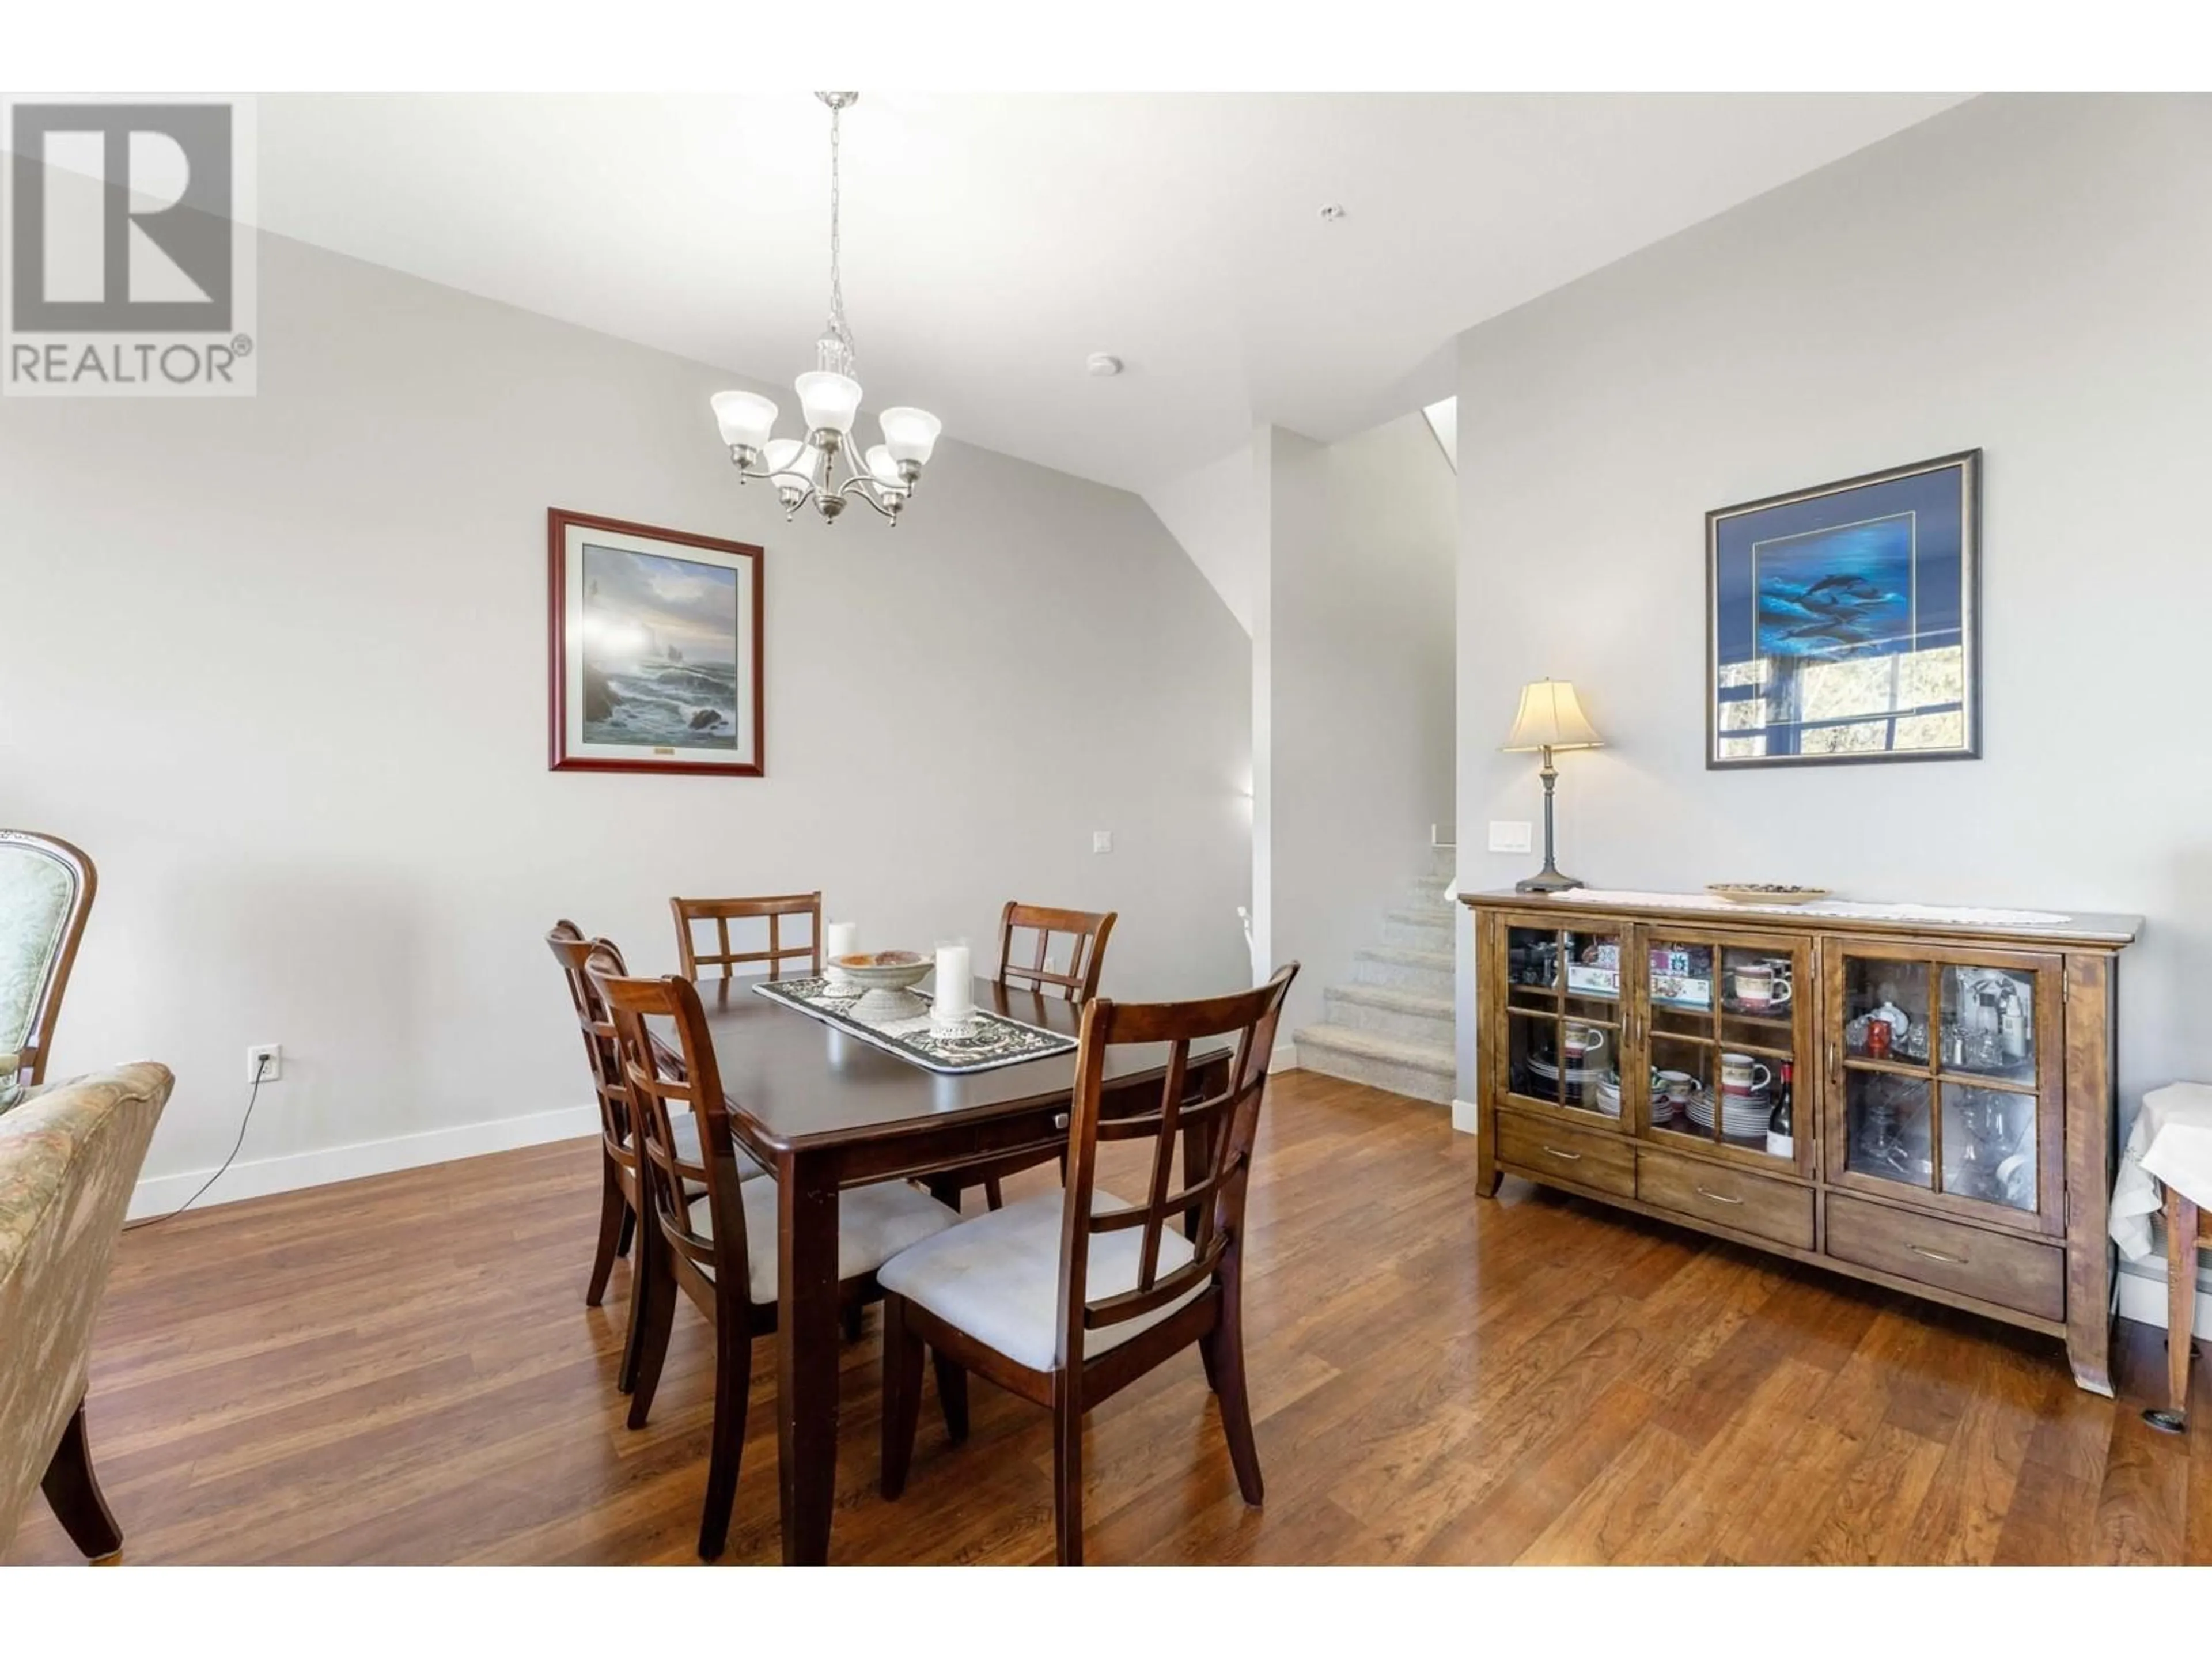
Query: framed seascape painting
[
  {"left": 547, "top": 509, "right": 764, "bottom": 777},
  {"left": 1706, "top": 450, "right": 1980, "bottom": 770}
]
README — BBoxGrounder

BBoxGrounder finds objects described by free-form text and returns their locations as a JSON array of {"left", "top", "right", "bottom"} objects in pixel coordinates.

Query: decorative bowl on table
[
  {"left": 1707, "top": 883, "right": 1830, "bottom": 906},
  {"left": 830, "top": 950, "right": 931, "bottom": 1018}
]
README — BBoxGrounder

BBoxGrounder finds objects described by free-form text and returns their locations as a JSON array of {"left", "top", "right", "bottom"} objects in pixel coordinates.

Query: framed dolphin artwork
[{"left": 1706, "top": 451, "right": 1981, "bottom": 769}]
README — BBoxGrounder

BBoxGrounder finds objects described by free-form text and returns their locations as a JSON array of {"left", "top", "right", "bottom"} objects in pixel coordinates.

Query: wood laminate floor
[{"left": 8, "top": 1071, "right": 2207, "bottom": 1565}]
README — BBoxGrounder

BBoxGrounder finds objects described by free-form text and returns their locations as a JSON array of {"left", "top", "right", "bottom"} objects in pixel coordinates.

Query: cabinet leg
[
  {"left": 2066, "top": 1328, "right": 2114, "bottom": 1399},
  {"left": 1475, "top": 1112, "right": 1500, "bottom": 1199}
]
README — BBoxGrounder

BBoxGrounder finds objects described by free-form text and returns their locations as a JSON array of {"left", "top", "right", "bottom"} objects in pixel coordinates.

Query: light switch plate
[
  {"left": 1487, "top": 820, "right": 1533, "bottom": 854},
  {"left": 1092, "top": 830, "right": 1113, "bottom": 854}
]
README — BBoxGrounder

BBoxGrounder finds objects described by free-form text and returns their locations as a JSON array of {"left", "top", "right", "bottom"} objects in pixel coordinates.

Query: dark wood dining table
[{"left": 681, "top": 974, "right": 1232, "bottom": 1565}]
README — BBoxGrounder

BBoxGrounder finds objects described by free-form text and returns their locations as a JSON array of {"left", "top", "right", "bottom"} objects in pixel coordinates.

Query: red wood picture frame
[{"left": 547, "top": 507, "right": 766, "bottom": 777}]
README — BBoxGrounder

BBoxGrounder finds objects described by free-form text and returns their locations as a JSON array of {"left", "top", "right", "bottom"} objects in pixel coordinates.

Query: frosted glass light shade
[
  {"left": 763, "top": 438, "right": 813, "bottom": 483},
  {"left": 795, "top": 371, "right": 863, "bottom": 435},
  {"left": 1502, "top": 679, "right": 1604, "bottom": 752},
  {"left": 878, "top": 406, "right": 942, "bottom": 465},
  {"left": 864, "top": 444, "right": 903, "bottom": 489},
  {"left": 711, "top": 389, "right": 778, "bottom": 450}
]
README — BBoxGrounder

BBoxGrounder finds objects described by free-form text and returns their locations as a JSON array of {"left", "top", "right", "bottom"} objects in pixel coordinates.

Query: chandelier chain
[{"left": 827, "top": 97, "right": 851, "bottom": 362}]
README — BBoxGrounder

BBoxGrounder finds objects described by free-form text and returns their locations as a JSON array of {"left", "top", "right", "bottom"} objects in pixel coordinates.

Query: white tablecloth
[{"left": 2109, "top": 1081, "right": 2212, "bottom": 1260}]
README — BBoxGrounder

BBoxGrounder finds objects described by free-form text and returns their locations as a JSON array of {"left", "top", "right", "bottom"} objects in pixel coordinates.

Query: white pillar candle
[
  {"left": 933, "top": 942, "right": 974, "bottom": 1022},
  {"left": 825, "top": 921, "right": 858, "bottom": 984}
]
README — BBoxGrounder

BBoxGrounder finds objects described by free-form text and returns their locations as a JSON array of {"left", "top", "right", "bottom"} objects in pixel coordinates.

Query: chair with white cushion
[
  {"left": 589, "top": 950, "right": 959, "bottom": 1560},
  {"left": 546, "top": 924, "right": 770, "bottom": 1395},
  {"left": 876, "top": 962, "right": 1298, "bottom": 1566}
]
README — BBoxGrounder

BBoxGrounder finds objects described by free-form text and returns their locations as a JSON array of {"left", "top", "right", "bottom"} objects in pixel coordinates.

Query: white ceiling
[{"left": 253, "top": 92, "right": 1967, "bottom": 491}]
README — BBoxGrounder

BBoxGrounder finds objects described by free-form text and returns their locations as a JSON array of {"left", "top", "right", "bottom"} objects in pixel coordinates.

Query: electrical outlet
[
  {"left": 1487, "top": 820, "right": 1533, "bottom": 854},
  {"left": 247, "top": 1043, "right": 282, "bottom": 1084},
  {"left": 1092, "top": 830, "right": 1113, "bottom": 854}
]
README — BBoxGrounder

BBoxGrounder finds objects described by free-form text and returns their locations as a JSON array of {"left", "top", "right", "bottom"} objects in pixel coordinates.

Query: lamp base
[{"left": 1515, "top": 869, "right": 1586, "bottom": 894}]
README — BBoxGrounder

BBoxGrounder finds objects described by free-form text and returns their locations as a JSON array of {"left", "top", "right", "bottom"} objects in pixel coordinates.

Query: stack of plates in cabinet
[
  {"left": 1687, "top": 1087, "right": 1771, "bottom": 1139},
  {"left": 1593, "top": 1074, "right": 1623, "bottom": 1118}
]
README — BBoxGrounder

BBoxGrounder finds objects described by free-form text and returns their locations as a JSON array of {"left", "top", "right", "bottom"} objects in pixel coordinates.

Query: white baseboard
[
  {"left": 1451, "top": 1097, "right": 1479, "bottom": 1135},
  {"left": 1271, "top": 1041, "right": 1299, "bottom": 1074},
  {"left": 127, "top": 1103, "right": 600, "bottom": 1221},
  {"left": 2115, "top": 1256, "right": 2212, "bottom": 1336}
]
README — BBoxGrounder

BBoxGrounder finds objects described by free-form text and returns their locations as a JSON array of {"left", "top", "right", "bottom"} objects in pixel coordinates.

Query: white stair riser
[
  {"left": 1382, "top": 914, "right": 1453, "bottom": 952},
  {"left": 1297, "top": 1041, "right": 1455, "bottom": 1105},
  {"left": 1324, "top": 990, "right": 1457, "bottom": 1046},
  {"left": 1354, "top": 953, "right": 1455, "bottom": 998}
]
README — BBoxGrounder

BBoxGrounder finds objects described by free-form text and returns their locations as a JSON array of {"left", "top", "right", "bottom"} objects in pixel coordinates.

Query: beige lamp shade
[{"left": 1502, "top": 679, "right": 1604, "bottom": 752}]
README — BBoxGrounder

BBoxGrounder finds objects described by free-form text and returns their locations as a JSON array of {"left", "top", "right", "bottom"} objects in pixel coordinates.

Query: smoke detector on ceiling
[
  {"left": 1086, "top": 353, "right": 1124, "bottom": 378},
  {"left": 1319, "top": 204, "right": 1346, "bottom": 222}
]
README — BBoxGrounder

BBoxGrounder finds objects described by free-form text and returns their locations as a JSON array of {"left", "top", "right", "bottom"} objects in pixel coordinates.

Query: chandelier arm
[{"left": 828, "top": 475, "right": 901, "bottom": 520}]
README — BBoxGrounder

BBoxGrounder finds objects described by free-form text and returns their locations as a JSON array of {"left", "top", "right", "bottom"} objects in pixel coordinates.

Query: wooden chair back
[
  {"left": 996, "top": 902, "right": 1116, "bottom": 1002},
  {"left": 545, "top": 922, "right": 631, "bottom": 1162},
  {"left": 589, "top": 953, "right": 750, "bottom": 1302},
  {"left": 0, "top": 830, "right": 97, "bottom": 1093},
  {"left": 672, "top": 892, "right": 823, "bottom": 982},
  {"left": 1055, "top": 963, "right": 1298, "bottom": 1369}
]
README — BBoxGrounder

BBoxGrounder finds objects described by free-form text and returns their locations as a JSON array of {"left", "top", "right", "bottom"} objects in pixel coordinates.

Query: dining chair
[
  {"left": 590, "top": 950, "right": 960, "bottom": 1560},
  {"left": 672, "top": 892, "right": 823, "bottom": 982},
  {"left": 0, "top": 830, "right": 97, "bottom": 1113},
  {"left": 877, "top": 962, "right": 1299, "bottom": 1565},
  {"left": 996, "top": 900, "right": 1115, "bottom": 1003},
  {"left": 548, "top": 924, "right": 774, "bottom": 1388},
  {"left": 950, "top": 900, "right": 1122, "bottom": 1213}
]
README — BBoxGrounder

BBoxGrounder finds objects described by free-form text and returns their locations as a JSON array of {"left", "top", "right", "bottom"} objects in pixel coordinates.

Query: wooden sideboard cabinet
[{"left": 1461, "top": 890, "right": 2141, "bottom": 1395}]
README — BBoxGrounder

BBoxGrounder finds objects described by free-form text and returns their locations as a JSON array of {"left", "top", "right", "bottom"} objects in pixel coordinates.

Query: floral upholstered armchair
[
  {"left": 0, "top": 1062, "right": 172, "bottom": 1559},
  {"left": 0, "top": 832, "right": 96, "bottom": 1114}
]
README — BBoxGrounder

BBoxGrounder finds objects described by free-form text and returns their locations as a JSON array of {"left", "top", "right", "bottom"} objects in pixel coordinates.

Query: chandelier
[{"left": 711, "top": 92, "right": 942, "bottom": 527}]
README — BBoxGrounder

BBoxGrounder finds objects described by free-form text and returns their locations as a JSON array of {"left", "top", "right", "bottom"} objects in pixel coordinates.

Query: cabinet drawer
[
  {"left": 1495, "top": 1110, "right": 1634, "bottom": 1199},
  {"left": 1825, "top": 1192, "right": 2064, "bottom": 1321},
  {"left": 1636, "top": 1147, "right": 1813, "bottom": 1250}
]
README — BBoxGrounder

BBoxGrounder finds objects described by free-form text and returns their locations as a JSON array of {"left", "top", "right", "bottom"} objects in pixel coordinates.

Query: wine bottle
[{"left": 1767, "top": 1060, "right": 1795, "bottom": 1159}]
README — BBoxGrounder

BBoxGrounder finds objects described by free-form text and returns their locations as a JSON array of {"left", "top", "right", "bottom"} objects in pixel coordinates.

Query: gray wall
[
  {"left": 0, "top": 229, "right": 1252, "bottom": 1195},
  {"left": 1456, "top": 93, "right": 2212, "bottom": 1116},
  {"left": 1270, "top": 416, "right": 1457, "bottom": 1035}
]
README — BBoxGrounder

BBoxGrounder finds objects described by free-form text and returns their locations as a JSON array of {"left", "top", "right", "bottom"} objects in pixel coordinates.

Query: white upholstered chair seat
[
  {"left": 876, "top": 1189, "right": 1206, "bottom": 1372},
  {"left": 688, "top": 1180, "right": 957, "bottom": 1305},
  {"left": 660, "top": 1111, "right": 769, "bottom": 1182}
]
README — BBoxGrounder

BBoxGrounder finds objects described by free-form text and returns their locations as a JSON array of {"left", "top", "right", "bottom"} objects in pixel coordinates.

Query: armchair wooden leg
[
  {"left": 1209, "top": 1283, "right": 1264, "bottom": 1505},
  {"left": 40, "top": 1400, "right": 123, "bottom": 1561},
  {"left": 698, "top": 1316, "right": 750, "bottom": 1561},
  {"left": 586, "top": 1156, "right": 626, "bottom": 1308},
  {"left": 881, "top": 1297, "right": 924, "bottom": 1499},
  {"left": 1051, "top": 1382, "right": 1084, "bottom": 1567},
  {"left": 2147, "top": 1188, "right": 2199, "bottom": 1433},
  {"left": 626, "top": 1240, "right": 679, "bottom": 1431},
  {"left": 933, "top": 1350, "right": 969, "bottom": 1444},
  {"left": 983, "top": 1177, "right": 1005, "bottom": 1211}
]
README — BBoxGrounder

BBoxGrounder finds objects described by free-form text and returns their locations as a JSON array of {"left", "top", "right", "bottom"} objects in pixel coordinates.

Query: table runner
[
  {"left": 751, "top": 976, "right": 1078, "bottom": 1075},
  {"left": 1543, "top": 888, "right": 2074, "bottom": 928}
]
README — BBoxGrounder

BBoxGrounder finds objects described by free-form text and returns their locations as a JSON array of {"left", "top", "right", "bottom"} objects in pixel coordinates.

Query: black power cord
[{"left": 126, "top": 1051, "right": 271, "bottom": 1232}]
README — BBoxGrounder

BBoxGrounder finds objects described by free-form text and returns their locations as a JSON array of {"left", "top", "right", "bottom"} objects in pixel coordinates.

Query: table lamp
[{"left": 1501, "top": 679, "right": 1604, "bottom": 893}]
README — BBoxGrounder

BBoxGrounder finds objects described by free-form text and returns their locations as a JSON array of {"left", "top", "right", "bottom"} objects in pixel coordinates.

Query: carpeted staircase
[{"left": 1291, "top": 844, "right": 1458, "bottom": 1104}]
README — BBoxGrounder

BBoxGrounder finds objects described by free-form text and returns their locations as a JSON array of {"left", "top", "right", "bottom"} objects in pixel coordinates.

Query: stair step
[
  {"left": 1324, "top": 983, "right": 1457, "bottom": 1046},
  {"left": 1293, "top": 1023, "right": 1455, "bottom": 1105},
  {"left": 1402, "top": 878, "right": 1457, "bottom": 912},
  {"left": 1381, "top": 907, "right": 1455, "bottom": 950},
  {"left": 1352, "top": 944, "right": 1456, "bottom": 997}
]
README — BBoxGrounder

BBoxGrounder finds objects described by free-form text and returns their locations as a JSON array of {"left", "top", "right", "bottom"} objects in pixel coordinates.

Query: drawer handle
[
  {"left": 1694, "top": 1185, "right": 1744, "bottom": 1206},
  {"left": 1908, "top": 1244, "right": 1965, "bottom": 1265},
  {"left": 1054, "top": 1113, "right": 1070, "bottom": 1130},
  {"left": 1541, "top": 1145, "right": 1584, "bottom": 1162}
]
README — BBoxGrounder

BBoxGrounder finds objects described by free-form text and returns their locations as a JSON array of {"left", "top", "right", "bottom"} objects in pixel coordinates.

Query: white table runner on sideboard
[{"left": 1540, "top": 889, "right": 2075, "bottom": 929}]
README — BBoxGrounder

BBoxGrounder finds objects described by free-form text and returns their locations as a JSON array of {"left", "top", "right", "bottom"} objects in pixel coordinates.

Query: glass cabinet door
[
  {"left": 1636, "top": 928, "right": 1810, "bottom": 1173},
  {"left": 1498, "top": 918, "right": 1628, "bottom": 1127},
  {"left": 1823, "top": 941, "right": 2061, "bottom": 1233}
]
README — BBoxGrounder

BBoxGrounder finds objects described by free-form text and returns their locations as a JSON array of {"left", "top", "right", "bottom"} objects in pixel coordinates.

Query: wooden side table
[{"left": 2146, "top": 1185, "right": 2208, "bottom": 1432}]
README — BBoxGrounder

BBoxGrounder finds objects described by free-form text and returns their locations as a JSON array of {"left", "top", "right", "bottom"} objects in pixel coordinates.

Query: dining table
[{"left": 677, "top": 974, "right": 1233, "bottom": 1565}]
